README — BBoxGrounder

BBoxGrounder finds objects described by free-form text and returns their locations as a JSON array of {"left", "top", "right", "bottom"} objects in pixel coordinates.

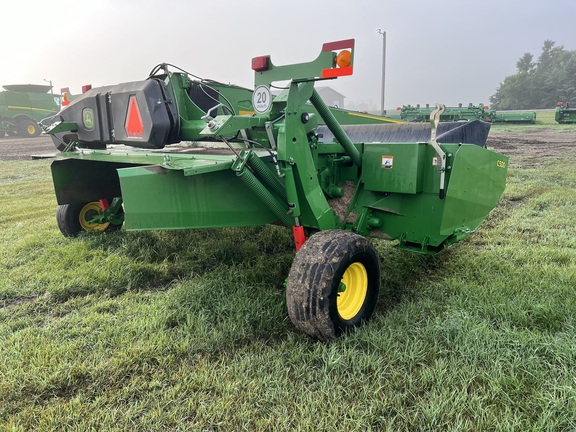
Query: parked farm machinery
[
  {"left": 489, "top": 110, "right": 537, "bottom": 124},
  {"left": 398, "top": 103, "right": 488, "bottom": 123},
  {"left": 0, "top": 84, "right": 60, "bottom": 137},
  {"left": 397, "top": 103, "right": 536, "bottom": 124},
  {"left": 43, "top": 39, "right": 508, "bottom": 340},
  {"left": 555, "top": 102, "right": 576, "bottom": 124}
]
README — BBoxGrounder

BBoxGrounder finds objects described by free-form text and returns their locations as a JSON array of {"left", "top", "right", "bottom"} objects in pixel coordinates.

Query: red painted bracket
[{"left": 292, "top": 225, "right": 307, "bottom": 251}]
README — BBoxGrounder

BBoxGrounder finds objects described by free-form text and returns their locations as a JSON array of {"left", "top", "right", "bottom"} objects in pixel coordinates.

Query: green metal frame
[{"left": 48, "top": 39, "right": 508, "bottom": 254}]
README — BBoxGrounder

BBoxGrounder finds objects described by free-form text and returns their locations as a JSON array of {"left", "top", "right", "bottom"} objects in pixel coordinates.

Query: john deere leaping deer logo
[{"left": 82, "top": 108, "right": 95, "bottom": 130}]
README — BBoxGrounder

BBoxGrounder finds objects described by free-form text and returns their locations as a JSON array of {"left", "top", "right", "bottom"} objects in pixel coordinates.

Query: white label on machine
[
  {"left": 381, "top": 156, "right": 394, "bottom": 169},
  {"left": 253, "top": 85, "right": 272, "bottom": 114}
]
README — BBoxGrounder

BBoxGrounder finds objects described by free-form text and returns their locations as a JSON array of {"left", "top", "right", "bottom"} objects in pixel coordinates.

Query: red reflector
[
  {"left": 82, "top": 84, "right": 92, "bottom": 93},
  {"left": 322, "top": 66, "right": 353, "bottom": 79},
  {"left": 125, "top": 95, "right": 144, "bottom": 138},
  {"left": 252, "top": 56, "right": 269, "bottom": 71},
  {"left": 322, "top": 39, "right": 355, "bottom": 52},
  {"left": 99, "top": 199, "right": 110, "bottom": 210}
]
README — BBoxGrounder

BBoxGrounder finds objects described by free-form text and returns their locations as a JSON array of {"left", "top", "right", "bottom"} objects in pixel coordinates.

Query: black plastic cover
[
  {"left": 188, "top": 82, "right": 220, "bottom": 113},
  {"left": 317, "top": 120, "right": 491, "bottom": 147},
  {"left": 53, "top": 79, "right": 180, "bottom": 149}
]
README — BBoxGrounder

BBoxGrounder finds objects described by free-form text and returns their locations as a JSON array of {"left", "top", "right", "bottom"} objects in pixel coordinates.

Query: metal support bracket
[
  {"left": 264, "top": 115, "right": 284, "bottom": 151},
  {"left": 429, "top": 104, "right": 447, "bottom": 199}
]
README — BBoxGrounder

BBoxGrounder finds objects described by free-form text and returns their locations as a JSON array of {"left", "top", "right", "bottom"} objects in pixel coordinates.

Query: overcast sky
[{"left": 2, "top": 0, "right": 575, "bottom": 111}]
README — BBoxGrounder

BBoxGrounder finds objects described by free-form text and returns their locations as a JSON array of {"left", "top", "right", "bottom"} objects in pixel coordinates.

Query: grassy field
[{"left": 1, "top": 128, "right": 576, "bottom": 430}]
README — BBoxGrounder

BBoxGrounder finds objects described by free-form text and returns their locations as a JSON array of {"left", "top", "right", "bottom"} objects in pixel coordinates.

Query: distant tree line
[{"left": 490, "top": 41, "right": 576, "bottom": 110}]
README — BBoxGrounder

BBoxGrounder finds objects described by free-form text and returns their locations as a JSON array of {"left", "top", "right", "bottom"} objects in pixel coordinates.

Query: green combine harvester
[
  {"left": 0, "top": 84, "right": 60, "bottom": 137},
  {"left": 555, "top": 102, "right": 576, "bottom": 124},
  {"left": 43, "top": 39, "right": 508, "bottom": 340}
]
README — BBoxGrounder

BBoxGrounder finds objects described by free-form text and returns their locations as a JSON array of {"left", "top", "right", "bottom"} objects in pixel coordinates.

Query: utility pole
[
  {"left": 44, "top": 78, "right": 53, "bottom": 95},
  {"left": 377, "top": 29, "right": 386, "bottom": 116}
]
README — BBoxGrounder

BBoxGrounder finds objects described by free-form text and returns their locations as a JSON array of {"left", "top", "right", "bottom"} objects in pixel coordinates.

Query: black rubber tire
[
  {"left": 18, "top": 118, "right": 41, "bottom": 137},
  {"left": 56, "top": 200, "right": 124, "bottom": 237},
  {"left": 286, "top": 230, "right": 380, "bottom": 340}
]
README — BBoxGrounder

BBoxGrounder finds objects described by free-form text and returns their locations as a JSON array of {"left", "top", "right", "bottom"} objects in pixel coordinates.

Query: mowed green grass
[{"left": 1, "top": 132, "right": 576, "bottom": 430}]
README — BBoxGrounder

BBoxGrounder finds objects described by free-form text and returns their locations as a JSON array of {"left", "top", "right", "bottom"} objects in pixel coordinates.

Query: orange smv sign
[{"left": 125, "top": 95, "right": 144, "bottom": 138}]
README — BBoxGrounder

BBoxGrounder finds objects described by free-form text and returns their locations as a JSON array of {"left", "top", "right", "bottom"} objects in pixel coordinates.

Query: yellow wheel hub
[
  {"left": 79, "top": 202, "right": 110, "bottom": 232},
  {"left": 337, "top": 262, "right": 368, "bottom": 320},
  {"left": 27, "top": 124, "right": 36, "bottom": 135}
]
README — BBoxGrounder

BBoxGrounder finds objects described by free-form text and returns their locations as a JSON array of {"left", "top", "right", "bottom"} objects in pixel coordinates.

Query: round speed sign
[{"left": 252, "top": 85, "right": 272, "bottom": 114}]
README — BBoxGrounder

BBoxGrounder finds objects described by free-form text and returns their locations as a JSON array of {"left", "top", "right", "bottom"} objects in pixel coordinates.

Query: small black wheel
[
  {"left": 18, "top": 118, "right": 42, "bottom": 137},
  {"left": 56, "top": 200, "right": 124, "bottom": 237},
  {"left": 286, "top": 230, "right": 380, "bottom": 340}
]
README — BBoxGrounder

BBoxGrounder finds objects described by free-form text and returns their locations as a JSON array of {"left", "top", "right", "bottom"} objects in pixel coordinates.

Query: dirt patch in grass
[
  {"left": 0, "top": 136, "right": 56, "bottom": 160},
  {"left": 487, "top": 129, "right": 576, "bottom": 166}
]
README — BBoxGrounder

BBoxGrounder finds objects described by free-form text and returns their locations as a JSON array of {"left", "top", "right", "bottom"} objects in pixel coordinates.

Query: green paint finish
[
  {"left": 491, "top": 111, "right": 536, "bottom": 124},
  {"left": 0, "top": 84, "right": 60, "bottom": 122},
  {"left": 47, "top": 121, "right": 78, "bottom": 134},
  {"left": 309, "top": 89, "right": 362, "bottom": 167},
  {"left": 555, "top": 103, "right": 576, "bottom": 124},
  {"left": 362, "top": 143, "right": 427, "bottom": 194},
  {"left": 53, "top": 149, "right": 235, "bottom": 176},
  {"left": 198, "top": 114, "right": 266, "bottom": 137},
  {"left": 254, "top": 51, "right": 336, "bottom": 87},
  {"left": 117, "top": 165, "right": 278, "bottom": 231},
  {"left": 355, "top": 143, "right": 508, "bottom": 251},
  {"left": 275, "top": 83, "right": 339, "bottom": 230},
  {"left": 440, "top": 144, "right": 508, "bottom": 235},
  {"left": 45, "top": 39, "right": 509, "bottom": 256}
]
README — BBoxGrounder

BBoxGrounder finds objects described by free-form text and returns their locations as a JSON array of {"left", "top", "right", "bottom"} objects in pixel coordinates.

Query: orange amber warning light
[
  {"left": 336, "top": 50, "right": 351, "bottom": 68},
  {"left": 321, "top": 39, "right": 354, "bottom": 78},
  {"left": 61, "top": 93, "right": 70, "bottom": 107}
]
